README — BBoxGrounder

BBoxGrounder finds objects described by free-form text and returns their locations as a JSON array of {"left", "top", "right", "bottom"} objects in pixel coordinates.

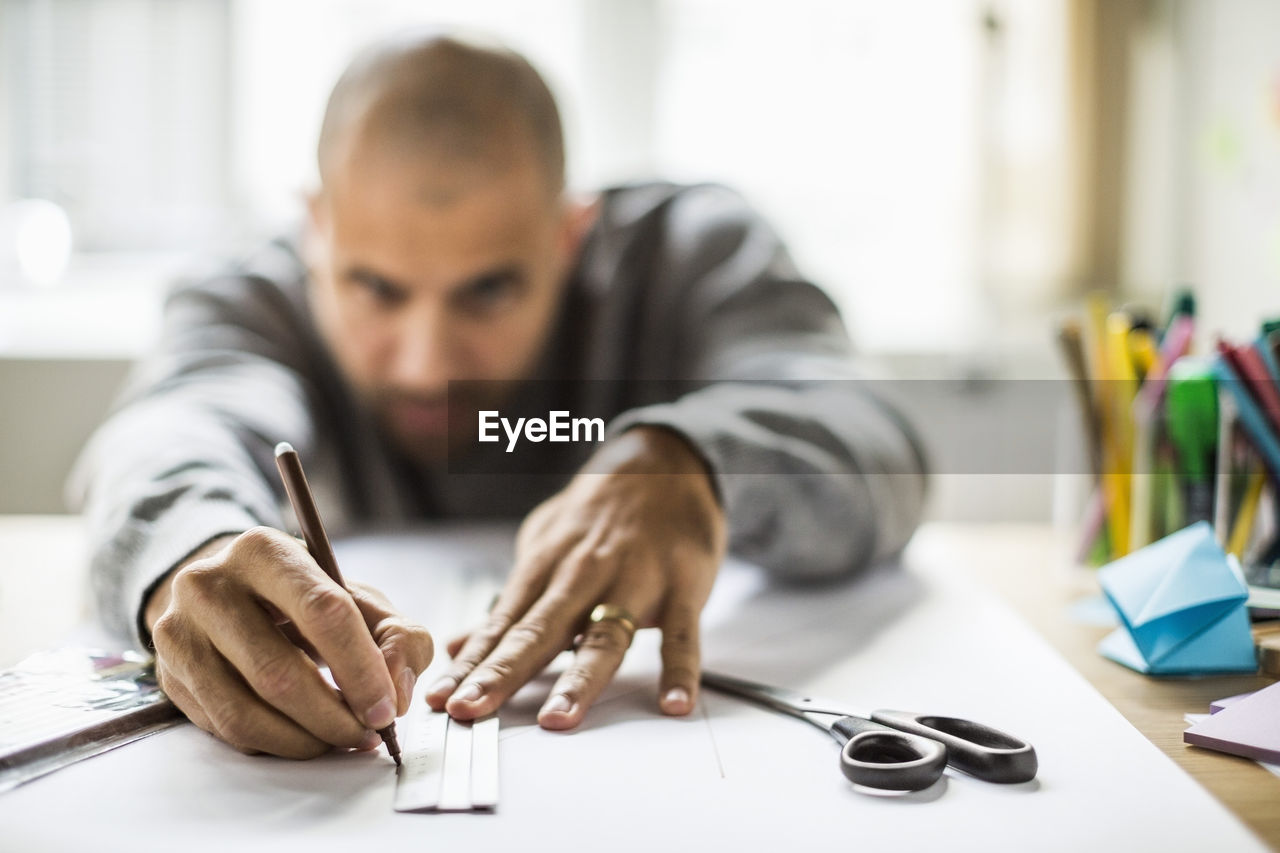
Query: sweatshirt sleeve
[
  {"left": 606, "top": 185, "right": 928, "bottom": 581},
  {"left": 67, "top": 248, "right": 320, "bottom": 648}
]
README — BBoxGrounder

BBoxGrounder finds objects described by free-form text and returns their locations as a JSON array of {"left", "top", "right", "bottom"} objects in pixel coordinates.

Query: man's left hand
[{"left": 425, "top": 426, "right": 726, "bottom": 729}]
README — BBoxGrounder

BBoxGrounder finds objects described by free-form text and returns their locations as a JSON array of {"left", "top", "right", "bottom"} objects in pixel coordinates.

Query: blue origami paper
[{"left": 1097, "top": 521, "right": 1258, "bottom": 675}]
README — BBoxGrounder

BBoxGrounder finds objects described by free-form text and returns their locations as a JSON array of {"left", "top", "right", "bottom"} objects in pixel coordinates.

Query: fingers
[
  {"left": 350, "top": 584, "right": 435, "bottom": 715},
  {"left": 446, "top": 632, "right": 469, "bottom": 658},
  {"left": 444, "top": 624, "right": 574, "bottom": 666},
  {"left": 537, "top": 564, "right": 667, "bottom": 730},
  {"left": 528, "top": 586, "right": 705, "bottom": 730},
  {"left": 276, "top": 621, "right": 322, "bottom": 663},
  {"left": 151, "top": 526, "right": 424, "bottom": 761},
  {"left": 153, "top": 612, "right": 340, "bottom": 759},
  {"left": 156, "top": 661, "right": 215, "bottom": 734},
  {"left": 441, "top": 538, "right": 624, "bottom": 720},
  {"left": 441, "top": 600, "right": 581, "bottom": 719},
  {"left": 193, "top": 581, "right": 373, "bottom": 747},
  {"left": 411, "top": 424, "right": 727, "bottom": 735},
  {"left": 657, "top": 598, "right": 702, "bottom": 716},
  {"left": 536, "top": 610, "right": 635, "bottom": 730},
  {"left": 424, "top": 539, "right": 574, "bottom": 711},
  {"left": 200, "top": 667, "right": 337, "bottom": 759},
  {"left": 228, "top": 528, "right": 397, "bottom": 731}
]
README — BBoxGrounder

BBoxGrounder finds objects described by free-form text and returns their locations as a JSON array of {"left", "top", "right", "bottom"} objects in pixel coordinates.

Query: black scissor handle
[
  {"left": 832, "top": 716, "right": 947, "bottom": 791},
  {"left": 871, "top": 710, "right": 1038, "bottom": 784}
]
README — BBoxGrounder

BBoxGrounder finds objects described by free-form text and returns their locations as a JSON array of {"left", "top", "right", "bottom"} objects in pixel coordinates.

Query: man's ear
[
  {"left": 302, "top": 189, "right": 330, "bottom": 268},
  {"left": 557, "top": 194, "right": 600, "bottom": 262},
  {"left": 304, "top": 188, "right": 329, "bottom": 232}
]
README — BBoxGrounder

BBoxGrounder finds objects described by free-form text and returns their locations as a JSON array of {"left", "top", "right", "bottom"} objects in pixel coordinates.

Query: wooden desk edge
[{"left": 938, "top": 525, "right": 1280, "bottom": 850}]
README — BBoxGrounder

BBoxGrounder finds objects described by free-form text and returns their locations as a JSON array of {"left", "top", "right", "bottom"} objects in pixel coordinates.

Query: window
[
  {"left": 1, "top": 0, "right": 1075, "bottom": 357},
  {"left": 3, "top": 0, "right": 232, "bottom": 252}
]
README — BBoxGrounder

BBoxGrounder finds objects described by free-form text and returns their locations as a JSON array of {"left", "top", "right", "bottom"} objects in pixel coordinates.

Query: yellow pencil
[
  {"left": 1128, "top": 329, "right": 1159, "bottom": 380},
  {"left": 1105, "top": 312, "right": 1137, "bottom": 556},
  {"left": 1227, "top": 470, "right": 1266, "bottom": 559},
  {"left": 1083, "top": 294, "right": 1121, "bottom": 557}
]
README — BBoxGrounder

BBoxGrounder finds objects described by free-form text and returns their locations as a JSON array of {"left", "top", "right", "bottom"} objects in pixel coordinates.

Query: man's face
[{"left": 306, "top": 143, "right": 580, "bottom": 464}]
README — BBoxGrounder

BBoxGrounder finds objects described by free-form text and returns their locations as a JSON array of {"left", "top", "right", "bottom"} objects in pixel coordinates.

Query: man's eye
[
  {"left": 460, "top": 275, "right": 520, "bottom": 312},
  {"left": 354, "top": 276, "right": 405, "bottom": 306}
]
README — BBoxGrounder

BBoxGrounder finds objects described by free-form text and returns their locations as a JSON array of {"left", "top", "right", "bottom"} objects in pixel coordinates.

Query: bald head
[{"left": 317, "top": 33, "right": 565, "bottom": 198}]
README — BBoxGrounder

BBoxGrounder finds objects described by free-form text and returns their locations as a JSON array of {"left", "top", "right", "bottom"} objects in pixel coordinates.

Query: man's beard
[{"left": 366, "top": 381, "right": 513, "bottom": 465}]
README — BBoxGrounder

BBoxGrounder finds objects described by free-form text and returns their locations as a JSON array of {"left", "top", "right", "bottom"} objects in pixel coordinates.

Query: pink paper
[
  {"left": 1208, "top": 691, "right": 1254, "bottom": 714},
  {"left": 1185, "top": 680, "right": 1280, "bottom": 763}
]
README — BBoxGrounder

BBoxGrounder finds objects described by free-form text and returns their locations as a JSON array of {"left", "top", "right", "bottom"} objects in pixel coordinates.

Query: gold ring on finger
[{"left": 588, "top": 603, "right": 637, "bottom": 639}]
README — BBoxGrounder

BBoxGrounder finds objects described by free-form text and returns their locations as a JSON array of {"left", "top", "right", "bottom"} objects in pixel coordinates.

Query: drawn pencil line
[{"left": 701, "top": 696, "right": 726, "bottom": 779}]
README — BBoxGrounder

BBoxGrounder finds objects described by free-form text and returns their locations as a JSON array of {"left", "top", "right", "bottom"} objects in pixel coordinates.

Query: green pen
[{"left": 1165, "top": 358, "right": 1218, "bottom": 526}]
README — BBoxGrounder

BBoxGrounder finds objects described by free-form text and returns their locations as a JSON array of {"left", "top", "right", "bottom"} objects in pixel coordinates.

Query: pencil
[
  {"left": 1056, "top": 319, "right": 1103, "bottom": 480},
  {"left": 1227, "top": 469, "right": 1266, "bottom": 559},
  {"left": 1103, "top": 311, "right": 1136, "bottom": 556},
  {"left": 274, "top": 441, "right": 402, "bottom": 767}
]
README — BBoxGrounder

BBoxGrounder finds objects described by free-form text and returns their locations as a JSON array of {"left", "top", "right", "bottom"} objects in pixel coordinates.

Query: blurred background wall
[{"left": 1, "top": 0, "right": 1278, "bottom": 519}]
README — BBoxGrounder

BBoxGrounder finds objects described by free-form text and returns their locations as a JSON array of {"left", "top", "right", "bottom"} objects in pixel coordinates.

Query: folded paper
[{"left": 1097, "top": 521, "right": 1257, "bottom": 675}]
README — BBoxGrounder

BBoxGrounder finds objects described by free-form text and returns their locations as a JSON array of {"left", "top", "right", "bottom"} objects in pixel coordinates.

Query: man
[{"left": 71, "top": 32, "right": 926, "bottom": 759}]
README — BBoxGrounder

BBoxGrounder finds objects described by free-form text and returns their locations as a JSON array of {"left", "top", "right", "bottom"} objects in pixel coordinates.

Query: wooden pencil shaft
[
  {"left": 274, "top": 445, "right": 346, "bottom": 588},
  {"left": 273, "top": 441, "right": 401, "bottom": 766}
]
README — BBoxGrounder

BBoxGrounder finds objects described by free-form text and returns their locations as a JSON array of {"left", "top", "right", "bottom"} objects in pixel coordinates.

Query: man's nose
[{"left": 388, "top": 308, "right": 457, "bottom": 395}]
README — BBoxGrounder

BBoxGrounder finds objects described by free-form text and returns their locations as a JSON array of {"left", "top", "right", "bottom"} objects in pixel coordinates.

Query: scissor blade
[{"left": 700, "top": 670, "right": 853, "bottom": 719}]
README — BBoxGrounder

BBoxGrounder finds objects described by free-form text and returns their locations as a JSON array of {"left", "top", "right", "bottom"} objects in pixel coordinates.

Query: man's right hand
[{"left": 144, "top": 527, "right": 433, "bottom": 759}]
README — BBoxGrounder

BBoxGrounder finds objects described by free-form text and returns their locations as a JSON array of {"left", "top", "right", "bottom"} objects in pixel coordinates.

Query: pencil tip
[{"left": 274, "top": 441, "right": 294, "bottom": 458}]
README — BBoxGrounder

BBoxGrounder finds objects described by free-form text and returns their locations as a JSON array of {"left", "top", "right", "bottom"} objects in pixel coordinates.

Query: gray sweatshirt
[{"left": 69, "top": 182, "right": 927, "bottom": 647}]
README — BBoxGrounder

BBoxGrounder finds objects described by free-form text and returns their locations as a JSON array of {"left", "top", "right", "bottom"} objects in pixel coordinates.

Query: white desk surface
[{"left": 0, "top": 518, "right": 1268, "bottom": 852}]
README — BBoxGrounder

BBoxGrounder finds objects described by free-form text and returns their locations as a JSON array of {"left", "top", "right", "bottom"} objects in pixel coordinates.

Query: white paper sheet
[{"left": 0, "top": 525, "right": 1266, "bottom": 852}]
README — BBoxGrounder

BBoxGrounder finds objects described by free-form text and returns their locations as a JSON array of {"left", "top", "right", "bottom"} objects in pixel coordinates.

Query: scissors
[{"left": 701, "top": 670, "right": 1038, "bottom": 792}]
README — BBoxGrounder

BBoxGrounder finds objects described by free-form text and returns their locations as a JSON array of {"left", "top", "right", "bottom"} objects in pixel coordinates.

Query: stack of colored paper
[{"left": 1184, "top": 680, "right": 1280, "bottom": 764}]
